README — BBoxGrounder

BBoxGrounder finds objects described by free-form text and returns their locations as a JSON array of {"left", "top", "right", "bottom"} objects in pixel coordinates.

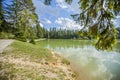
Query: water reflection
[{"left": 37, "top": 40, "right": 120, "bottom": 80}]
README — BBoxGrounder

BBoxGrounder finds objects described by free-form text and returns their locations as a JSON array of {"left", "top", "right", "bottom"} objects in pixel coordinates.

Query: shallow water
[{"left": 37, "top": 39, "right": 120, "bottom": 80}]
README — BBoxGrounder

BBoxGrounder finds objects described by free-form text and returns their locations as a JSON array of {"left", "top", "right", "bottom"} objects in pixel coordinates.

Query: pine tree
[
  {"left": 5, "top": 0, "right": 43, "bottom": 42},
  {"left": 72, "top": 0, "right": 120, "bottom": 50},
  {"left": 0, "top": 0, "right": 3, "bottom": 31}
]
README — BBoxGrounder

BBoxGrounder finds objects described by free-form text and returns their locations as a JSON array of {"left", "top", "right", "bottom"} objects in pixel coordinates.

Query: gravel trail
[{"left": 0, "top": 39, "right": 14, "bottom": 53}]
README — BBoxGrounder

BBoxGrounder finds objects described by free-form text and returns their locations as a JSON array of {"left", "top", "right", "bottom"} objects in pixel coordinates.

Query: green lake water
[{"left": 37, "top": 39, "right": 120, "bottom": 80}]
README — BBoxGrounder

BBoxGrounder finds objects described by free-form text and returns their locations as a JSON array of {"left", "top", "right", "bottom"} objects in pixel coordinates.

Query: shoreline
[
  {"left": 0, "top": 40, "right": 76, "bottom": 80},
  {"left": 52, "top": 50, "right": 79, "bottom": 80}
]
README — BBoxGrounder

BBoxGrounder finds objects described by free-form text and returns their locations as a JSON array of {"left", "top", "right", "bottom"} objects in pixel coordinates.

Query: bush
[
  {"left": 0, "top": 32, "right": 15, "bottom": 39},
  {"left": 8, "top": 33, "right": 15, "bottom": 39},
  {"left": 61, "top": 58, "right": 70, "bottom": 65},
  {"left": 17, "top": 38, "right": 27, "bottom": 42},
  {"left": 29, "top": 38, "right": 36, "bottom": 44},
  {"left": 16, "top": 36, "right": 27, "bottom": 42},
  {"left": 0, "top": 32, "right": 8, "bottom": 39}
]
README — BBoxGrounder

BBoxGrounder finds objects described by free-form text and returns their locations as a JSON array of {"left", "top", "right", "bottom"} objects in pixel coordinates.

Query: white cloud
[
  {"left": 40, "top": 23, "right": 43, "bottom": 27},
  {"left": 112, "top": 15, "right": 120, "bottom": 27},
  {"left": 56, "top": 0, "right": 69, "bottom": 9},
  {"left": 56, "top": 0, "right": 80, "bottom": 13},
  {"left": 55, "top": 17, "right": 83, "bottom": 30},
  {"left": 33, "top": 0, "right": 81, "bottom": 29},
  {"left": 116, "top": 15, "right": 120, "bottom": 18},
  {"left": 47, "top": 20, "right": 51, "bottom": 24},
  {"left": 43, "top": 18, "right": 51, "bottom": 24}
]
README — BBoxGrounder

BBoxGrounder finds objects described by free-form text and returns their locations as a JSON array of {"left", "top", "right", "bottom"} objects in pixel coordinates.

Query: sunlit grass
[
  {"left": 5, "top": 40, "right": 53, "bottom": 61},
  {"left": 0, "top": 40, "right": 75, "bottom": 80}
]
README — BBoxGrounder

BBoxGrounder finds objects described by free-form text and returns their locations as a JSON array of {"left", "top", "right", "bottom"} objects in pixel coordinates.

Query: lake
[{"left": 37, "top": 39, "right": 120, "bottom": 80}]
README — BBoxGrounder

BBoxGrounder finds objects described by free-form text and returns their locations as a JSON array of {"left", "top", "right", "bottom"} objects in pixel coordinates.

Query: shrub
[
  {"left": 0, "top": 32, "right": 8, "bottom": 39},
  {"left": 16, "top": 36, "right": 27, "bottom": 42},
  {"left": 0, "top": 32, "right": 15, "bottom": 39},
  {"left": 29, "top": 38, "right": 36, "bottom": 44},
  {"left": 61, "top": 58, "right": 70, "bottom": 65},
  {"left": 8, "top": 33, "right": 15, "bottom": 39}
]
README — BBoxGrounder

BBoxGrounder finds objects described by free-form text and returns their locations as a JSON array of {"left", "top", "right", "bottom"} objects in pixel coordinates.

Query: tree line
[
  {"left": 43, "top": 28, "right": 80, "bottom": 39},
  {"left": 43, "top": 27, "right": 120, "bottom": 39}
]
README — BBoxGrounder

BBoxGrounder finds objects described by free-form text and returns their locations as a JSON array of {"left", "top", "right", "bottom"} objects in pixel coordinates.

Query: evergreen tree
[
  {"left": 116, "top": 27, "right": 120, "bottom": 39},
  {"left": 36, "top": 21, "right": 43, "bottom": 38},
  {"left": 4, "top": 0, "right": 43, "bottom": 42},
  {"left": 0, "top": 0, "right": 3, "bottom": 29},
  {"left": 72, "top": 0, "right": 120, "bottom": 50},
  {"left": 48, "top": 27, "right": 80, "bottom": 39},
  {"left": 0, "top": 0, "right": 12, "bottom": 39}
]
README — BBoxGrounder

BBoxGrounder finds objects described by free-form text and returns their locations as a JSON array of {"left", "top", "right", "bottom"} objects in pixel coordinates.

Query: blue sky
[
  {"left": 32, "top": 0, "right": 83, "bottom": 30},
  {"left": 4, "top": 0, "right": 120, "bottom": 30},
  {"left": 32, "top": 0, "right": 120, "bottom": 30}
]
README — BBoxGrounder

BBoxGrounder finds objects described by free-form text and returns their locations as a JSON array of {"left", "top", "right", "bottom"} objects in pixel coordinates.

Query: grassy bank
[{"left": 0, "top": 40, "right": 76, "bottom": 80}]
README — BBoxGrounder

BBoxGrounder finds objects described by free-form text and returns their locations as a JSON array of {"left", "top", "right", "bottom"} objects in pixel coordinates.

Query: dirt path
[{"left": 0, "top": 39, "right": 14, "bottom": 53}]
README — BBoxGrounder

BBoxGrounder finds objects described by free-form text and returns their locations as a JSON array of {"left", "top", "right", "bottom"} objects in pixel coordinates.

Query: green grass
[
  {"left": 61, "top": 58, "right": 70, "bottom": 65},
  {"left": 4, "top": 40, "right": 54, "bottom": 61},
  {"left": 0, "top": 40, "right": 75, "bottom": 80},
  {"left": 0, "top": 40, "right": 55, "bottom": 79}
]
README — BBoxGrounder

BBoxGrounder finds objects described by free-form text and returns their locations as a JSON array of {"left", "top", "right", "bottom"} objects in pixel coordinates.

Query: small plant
[
  {"left": 16, "top": 37, "right": 27, "bottom": 42},
  {"left": 0, "top": 32, "right": 8, "bottom": 39},
  {"left": 29, "top": 38, "right": 36, "bottom": 44},
  {"left": 61, "top": 58, "right": 70, "bottom": 65}
]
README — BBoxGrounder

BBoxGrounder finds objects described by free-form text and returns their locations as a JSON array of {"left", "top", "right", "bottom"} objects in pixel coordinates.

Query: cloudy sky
[
  {"left": 33, "top": 0, "right": 120, "bottom": 30},
  {"left": 32, "top": 0, "right": 84, "bottom": 30},
  {"left": 4, "top": 0, "right": 120, "bottom": 30}
]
